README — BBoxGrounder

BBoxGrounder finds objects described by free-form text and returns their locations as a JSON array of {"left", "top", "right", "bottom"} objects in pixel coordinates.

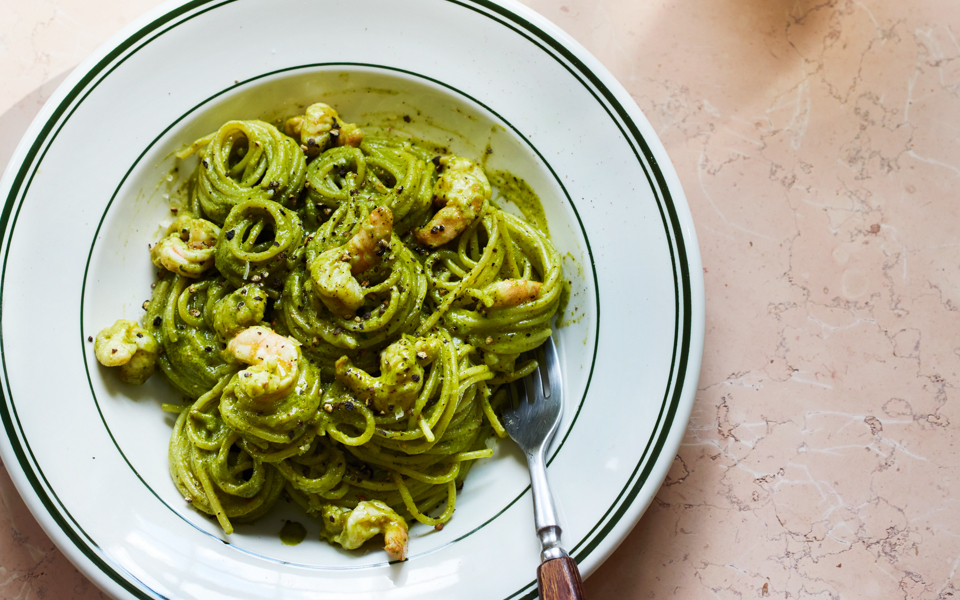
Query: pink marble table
[{"left": 3, "top": 0, "right": 960, "bottom": 598}]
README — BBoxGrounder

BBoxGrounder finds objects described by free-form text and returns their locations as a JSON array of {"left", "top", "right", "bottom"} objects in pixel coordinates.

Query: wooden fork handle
[{"left": 537, "top": 556, "right": 586, "bottom": 600}]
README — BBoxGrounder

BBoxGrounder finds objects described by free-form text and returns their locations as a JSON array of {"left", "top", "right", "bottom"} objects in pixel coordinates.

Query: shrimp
[
  {"left": 335, "top": 335, "right": 441, "bottom": 414},
  {"left": 480, "top": 279, "right": 542, "bottom": 309},
  {"left": 284, "top": 102, "right": 363, "bottom": 156},
  {"left": 309, "top": 207, "right": 393, "bottom": 318},
  {"left": 320, "top": 500, "right": 409, "bottom": 561},
  {"left": 94, "top": 320, "right": 160, "bottom": 385},
  {"left": 345, "top": 206, "right": 394, "bottom": 273},
  {"left": 150, "top": 215, "right": 220, "bottom": 278},
  {"left": 415, "top": 155, "right": 491, "bottom": 247},
  {"left": 226, "top": 326, "right": 301, "bottom": 399}
]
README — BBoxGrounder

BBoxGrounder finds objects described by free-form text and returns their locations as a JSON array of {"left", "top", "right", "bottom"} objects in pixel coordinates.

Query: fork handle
[
  {"left": 528, "top": 450, "right": 562, "bottom": 555},
  {"left": 537, "top": 556, "right": 586, "bottom": 600}
]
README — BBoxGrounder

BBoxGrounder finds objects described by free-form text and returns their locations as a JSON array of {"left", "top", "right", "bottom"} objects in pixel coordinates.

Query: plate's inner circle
[{"left": 82, "top": 66, "right": 600, "bottom": 568}]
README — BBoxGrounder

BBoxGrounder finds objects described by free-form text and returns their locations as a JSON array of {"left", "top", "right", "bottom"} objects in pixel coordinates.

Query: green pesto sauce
[
  {"left": 556, "top": 278, "right": 573, "bottom": 325},
  {"left": 396, "top": 134, "right": 451, "bottom": 157},
  {"left": 486, "top": 170, "right": 550, "bottom": 238},
  {"left": 280, "top": 520, "right": 308, "bottom": 546},
  {"left": 555, "top": 252, "right": 584, "bottom": 328}
]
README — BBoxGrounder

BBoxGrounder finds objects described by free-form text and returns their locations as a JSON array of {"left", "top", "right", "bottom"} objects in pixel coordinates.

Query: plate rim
[{"left": 0, "top": 0, "right": 705, "bottom": 598}]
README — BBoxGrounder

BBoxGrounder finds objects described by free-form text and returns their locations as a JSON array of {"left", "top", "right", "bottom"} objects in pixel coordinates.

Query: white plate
[{"left": 0, "top": 0, "right": 704, "bottom": 598}]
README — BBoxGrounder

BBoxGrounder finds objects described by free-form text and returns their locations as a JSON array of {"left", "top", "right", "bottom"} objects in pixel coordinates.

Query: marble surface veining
[{"left": 2, "top": 0, "right": 960, "bottom": 598}]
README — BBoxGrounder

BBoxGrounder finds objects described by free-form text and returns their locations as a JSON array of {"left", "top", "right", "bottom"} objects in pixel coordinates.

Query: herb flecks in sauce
[
  {"left": 556, "top": 252, "right": 584, "bottom": 328},
  {"left": 487, "top": 170, "right": 550, "bottom": 238}
]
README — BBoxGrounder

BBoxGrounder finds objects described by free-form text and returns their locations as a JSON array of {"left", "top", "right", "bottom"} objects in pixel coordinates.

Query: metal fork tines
[{"left": 503, "top": 336, "right": 567, "bottom": 562}]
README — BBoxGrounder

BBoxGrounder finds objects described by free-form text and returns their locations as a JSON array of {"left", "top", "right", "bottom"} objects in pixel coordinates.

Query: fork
[{"left": 503, "top": 336, "right": 586, "bottom": 600}]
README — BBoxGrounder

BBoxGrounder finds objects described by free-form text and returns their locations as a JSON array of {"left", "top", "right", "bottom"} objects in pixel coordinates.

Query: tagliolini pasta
[{"left": 94, "top": 101, "right": 562, "bottom": 561}]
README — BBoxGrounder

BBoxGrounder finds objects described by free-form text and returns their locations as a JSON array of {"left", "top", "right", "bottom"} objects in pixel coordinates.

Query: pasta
[{"left": 94, "top": 101, "right": 562, "bottom": 560}]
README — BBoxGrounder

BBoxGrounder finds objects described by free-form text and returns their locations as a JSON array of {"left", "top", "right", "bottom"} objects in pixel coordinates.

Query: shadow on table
[{"left": 0, "top": 68, "right": 72, "bottom": 176}]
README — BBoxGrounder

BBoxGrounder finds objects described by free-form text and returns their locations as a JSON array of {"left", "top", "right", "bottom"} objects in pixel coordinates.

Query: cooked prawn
[
  {"left": 481, "top": 279, "right": 542, "bottom": 309},
  {"left": 226, "top": 326, "right": 300, "bottom": 399},
  {"left": 150, "top": 215, "right": 220, "bottom": 277},
  {"left": 334, "top": 335, "right": 441, "bottom": 414},
  {"left": 94, "top": 320, "right": 160, "bottom": 385},
  {"left": 321, "top": 500, "right": 409, "bottom": 561},
  {"left": 310, "top": 206, "right": 393, "bottom": 318},
  {"left": 284, "top": 102, "right": 363, "bottom": 156},
  {"left": 415, "top": 156, "right": 490, "bottom": 247}
]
